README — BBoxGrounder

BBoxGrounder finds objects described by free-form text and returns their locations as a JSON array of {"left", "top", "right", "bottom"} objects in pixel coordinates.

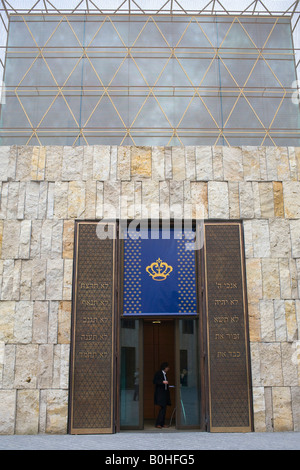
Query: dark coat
[{"left": 153, "top": 370, "right": 171, "bottom": 407}]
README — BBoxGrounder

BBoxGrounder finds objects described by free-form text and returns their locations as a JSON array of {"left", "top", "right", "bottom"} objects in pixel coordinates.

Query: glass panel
[
  {"left": 178, "top": 319, "right": 200, "bottom": 427},
  {"left": 1, "top": 15, "right": 299, "bottom": 147},
  {"left": 120, "top": 319, "right": 141, "bottom": 428}
]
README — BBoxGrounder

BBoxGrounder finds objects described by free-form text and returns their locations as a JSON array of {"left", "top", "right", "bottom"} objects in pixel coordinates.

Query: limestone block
[
  {"left": 276, "top": 147, "right": 290, "bottom": 181},
  {"left": 0, "top": 147, "right": 10, "bottom": 181},
  {"left": 63, "top": 220, "right": 74, "bottom": 259},
  {"left": 131, "top": 146, "right": 152, "bottom": 179},
  {"left": 54, "top": 182, "right": 68, "bottom": 219},
  {"left": 141, "top": 180, "right": 159, "bottom": 218},
  {"left": 45, "top": 390, "right": 68, "bottom": 434},
  {"left": 31, "top": 147, "right": 46, "bottom": 181},
  {"left": 48, "top": 301, "right": 59, "bottom": 345},
  {"left": 260, "top": 300, "right": 275, "bottom": 342},
  {"left": 269, "top": 219, "right": 291, "bottom": 258},
  {"left": 223, "top": 146, "right": 243, "bottom": 181},
  {"left": 63, "top": 259, "right": 73, "bottom": 300},
  {"left": 68, "top": 180, "right": 85, "bottom": 219},
  {"left": 295, "top": 147, "right": 300, "bottom": 180},
  {"left": 159, "top": 181, "right": 170, "bottom": 218},
  {"left": 252, "top": 387, "right": 266, "bottom": 432},
  {"left": 185, "top": 147, "right": 196, "bottom": 180},
  {"left": 272, "top": 387, "right": 293, "bottom": 431},
  {"left": 93, "top": 146, "right": 111, "bottom": 181},
  {"left": 212, "top": 146, "right": 223, "bottom": 180},
  {"left": 82, "top": 146, "right": 94, "bottom": 181},
  {"left": 51, "top": 219, "right": 63, "bottom": 258},
  {"left": 259, "top": 343, "right": 283, "bottom": 386},
  {"left": 32, "top": 301, "right": 49, "bottom": 344},
  {"left": 95, "top": 181, "right": 104, "bottom": 219},
  {"left": 24, "top": 182, "right": 40, "bottom": 219},
  {"left": 117, "top": 146, "right": 131, "bottom": 181},
  {"left": 84, "top": 180, "right": 97, "bottom": 219},
  {"left": 46, "top": 259, "right": 64, "bottom": 301},
  {"left": 20, "top": 259, "right": 32, "bottom": 300},
  {"left": 164, "top": 147, "right": 172, "bottom": 180},
  {"left": 248, "top": 302, "right": 261, "bottom": 341},
  {"left": 190, "top": 182, "right": 208, "bottom": 219},
  {"left": 170, "top": 181, "right": 183, "bottom": 218},
  {"left": 0, "top": 390, "right": 16, "bottom": 434},
  {"left": 152, "top": 146, "right": 165, "bottom": 181},
  {"left": 282, "top": 342, "right": 298, "bottom": 386},
  {"left": 2, "top": 344, "right": 15, "bottom": 389},
  {"left": 246, "top": 259, "right": 262, "bottom": 303},
  {"left": 250, "top": 342, "right": 261, "bottom": 386},
  {"left": 0, "top": 220, "right": 3, "bottom": 258},
  {"left": 16, "top": 147, "right": 32, "bottom": 181},
  {"left": 207, "top": 181, "right": 229, "bottom": 218},
  {"left": 134, "top": 181, "right": 142, "bottom": 219},
  {"left": 14, "top": 301, "right": 33, "bottom": 344},
  {"left": 288, "top": 147, "right": 298, "bottom": 181},
  {"left": 290, "top": 219, "right": 300, "bottom": 258},
  {"left": 283, "top": 182, "right": 300, "bottom": 218},
  {"left": 45, "top": 146, "right": 63, "bottom": 181},
  {"left": 110, "top": 146, "right": 117, "bottom": 181},
  {"left": 251, "top": 219, "right": 270, "bottom": 258},
  {"left": 228, "top": 182, "right": 240, "bottom": 219},
  {"left": 279, "top": 259, "right": 292, "bottom": 299},
  {"left": 242, "top": 146, "right": 262, "bottom": 181},
  {"left": 14, "top": 344, "right": 39, "bottom": 389},
  {"left": 103, "top": 181, "right": 121, "bottom": 219},
  {"left": 0, "top": 181, "right": 8, "bottom": 220},
  {"left": 243, "top": 220, "right": 253, "bottom": 258},
  {"left": 265, "top": 147, "right": 278, "bottom": 180},
  {"left": 172, "top": 147, "right": 185, "bottom": 181},
  {"left": 16, "top": 390, "right": 39, "bottom": 434},
  {"left": 274, "top": 300, "right": 287, "bottom": 341},
  {"left": 291, "top": 387, "right": 300, "bottom": 430},
  {"left": 1, "top": 259, "right": 21, "bottom": 301},
  {"left": 1, "top": 220, "right": 21, "bottom": 259},
  {"left": 7, "top": 182, "right": 20, "bottom": 219},
  {"left": 239, "top": 182, "right": 254, "bottom": 219},
  {"left": 259, "top": 183, "right": 274, "bottom": 218},
  {"left": 195, "top": 146, "right": 213, "bottom": 181},
  {"left": 262, "top": 259, "right": 280, "bottom": 300},
  {"left": 121, "top": 181, "right": 135, "bottom": 219},
  {"left": 19, "top": 220, "right": 32, "bottom": 259},
  {"left": 285, "top": 300, "right": 298, "bottom": 342},
  {"left": 0, "top": 301, "right": 15, "bottom": 342},
  {"left": 58, "top": 301, "right": 71, "bottom": 344},
  {"left": 38, "top": 344, "right": 54, "bottom": 388},
  {"left": 32, "top": 259, "right": 46, "bottom": 300},
  {"left": 273, "top": 182, "right": 284, "bottom": 218},
  {"left": 62, "top": 146, "right": 83, "bottom": 181},
  {"left": 46, "top": 182, "right": 55, "bottom": 219}
]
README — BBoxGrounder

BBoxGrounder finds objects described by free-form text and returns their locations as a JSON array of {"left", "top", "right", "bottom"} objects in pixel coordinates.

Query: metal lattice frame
[{"left": 0, "top": 1, "right": 299, "bottom": 146}]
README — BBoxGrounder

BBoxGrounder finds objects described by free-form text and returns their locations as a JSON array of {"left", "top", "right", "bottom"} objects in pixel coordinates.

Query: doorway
[
  {"left": 120, "top": 318, "right": 202, "bottom": 430},
  {"left": 144, "top": 320, "right": 176, "bottom": 427}
]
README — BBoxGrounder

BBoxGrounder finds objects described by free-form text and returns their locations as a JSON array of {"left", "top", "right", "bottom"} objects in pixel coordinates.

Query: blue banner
[{"left": 123, "top": 229, "right": 197, "bottom": 316}]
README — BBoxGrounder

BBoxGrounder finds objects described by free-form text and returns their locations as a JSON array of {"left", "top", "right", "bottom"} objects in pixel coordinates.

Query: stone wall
[{"left": 0, "top": 145, "right": 299, "bottom": 434}]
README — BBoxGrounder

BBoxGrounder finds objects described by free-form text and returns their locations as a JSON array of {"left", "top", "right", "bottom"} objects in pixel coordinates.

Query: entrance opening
[
  {"left": 120, "top": 318, "right": 202, "bottom": 430},
  {"left": 144, "top": 320, "right": 175, "bottom": 428}
]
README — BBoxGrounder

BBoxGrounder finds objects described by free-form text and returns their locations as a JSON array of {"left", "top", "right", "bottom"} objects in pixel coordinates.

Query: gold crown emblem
[{"left": 146, "top": 258, "right": 173, "bottom": 281}]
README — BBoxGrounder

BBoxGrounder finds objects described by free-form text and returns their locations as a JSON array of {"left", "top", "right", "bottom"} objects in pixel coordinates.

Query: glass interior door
[
  {"left": 176, "top": 319, "right": 201, "bottom": 428},
  {"left": 120, "top": 319, "right": 143, "bottom": 429}
]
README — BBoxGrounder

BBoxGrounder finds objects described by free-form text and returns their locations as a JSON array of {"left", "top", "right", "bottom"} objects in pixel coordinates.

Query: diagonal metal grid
[{"left": 0, "top": 1, "right": 299, "bottom": 147}]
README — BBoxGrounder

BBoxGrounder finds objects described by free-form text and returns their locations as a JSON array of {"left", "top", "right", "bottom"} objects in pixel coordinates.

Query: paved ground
[{"left": 0, "top": 431, "right": 299, "bottom": 450}]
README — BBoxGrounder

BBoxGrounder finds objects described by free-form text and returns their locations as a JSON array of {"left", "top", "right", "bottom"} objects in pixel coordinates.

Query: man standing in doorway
[{"left": 153, "top": 362, "right": 171, "bottom": 428}]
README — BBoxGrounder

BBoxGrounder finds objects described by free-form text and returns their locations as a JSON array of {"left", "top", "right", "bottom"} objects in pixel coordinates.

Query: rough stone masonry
[{"left": 0, "top": 145, "right": 299, "bottom": 434}]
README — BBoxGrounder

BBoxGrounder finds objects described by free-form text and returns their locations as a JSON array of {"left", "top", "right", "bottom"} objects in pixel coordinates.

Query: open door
[{"left": 69, "top": 221, "right": 117, "bottom": 434}]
